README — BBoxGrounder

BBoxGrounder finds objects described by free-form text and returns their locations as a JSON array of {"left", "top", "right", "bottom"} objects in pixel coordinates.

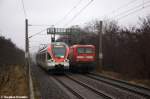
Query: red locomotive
[
  {"left": 36, "top": 42, "right": 70, "bottom": 72},
  {"left": 69, "top": 44, "right": 96, "bottom": 72}
]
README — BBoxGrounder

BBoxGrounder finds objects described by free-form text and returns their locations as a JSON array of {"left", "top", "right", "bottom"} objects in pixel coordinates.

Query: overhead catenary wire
[
  {"left": 26, "top": 0, "right": 148, "bottom": 39},
  {"left": 114, "top": 0, "right": 150, "bottom": 19},
  {"left": 28, "top": 0, "right": 92, "bottom": 38},
  {"left": 29, "top": 0, "right": 147, "bottom": 38},
  {"left": 28, "top": 29, "right": 47, "bottom": 38},
  {"left": 28, "top": 24, "right": 52, "bottom": 27},
  {"left": 27, "top": 0, "right": 83, "bottom": 38},
  {"left": 64, "top": 0, "right": 94, "bottom": 27},
  {"left": 118, "top": 4, "right": 150, "bottom": 20},
  {"left": 29, "top": 40, "right": 42, "bottom": 43},
  {"left": 21, "top": 0, "right": 27, "bottom": 18},
  {"left": 108, "top": 0, "right": 139, "bottom": 15},
  {"left": 54, "top": 0, "right": 83, "bottom": 26}
]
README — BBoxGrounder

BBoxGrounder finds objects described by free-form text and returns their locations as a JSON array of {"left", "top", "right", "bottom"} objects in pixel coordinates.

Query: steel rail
[
  {"left": 65, "top": 75, "right": 113, "bottom": 99},
  {"left": 53, "top": 76, "right": 85, "bottom": 99},
  {"left": 88, "top": 72, "right": 150, "bottom": 98}
]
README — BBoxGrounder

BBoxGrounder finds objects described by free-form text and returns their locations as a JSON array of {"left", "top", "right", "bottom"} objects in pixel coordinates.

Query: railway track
[
  {"left": 53, "top": 76, "right": 85, "bottom": 99},
  {"left": 33, "top": 64, "right": 150, "bottom": 99},
  {"left": 87, "top": 72, "right": 150, "bottom": 99},
  {"left": 53, "top": 75, "right": 113, "bottom": 99}
]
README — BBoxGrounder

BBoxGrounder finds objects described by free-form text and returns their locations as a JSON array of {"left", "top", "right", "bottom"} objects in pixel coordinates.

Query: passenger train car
[
  {"left": 69, "top": 44, "right": 96, "bottom": 72},
  {"left": 36, "top": 42, "right": 70, "bottom": 72}
]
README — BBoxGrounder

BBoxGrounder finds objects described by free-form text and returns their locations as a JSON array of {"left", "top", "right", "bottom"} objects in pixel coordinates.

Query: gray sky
[{"left": 0, "top": 0, "right": 150, "bottom": 52}]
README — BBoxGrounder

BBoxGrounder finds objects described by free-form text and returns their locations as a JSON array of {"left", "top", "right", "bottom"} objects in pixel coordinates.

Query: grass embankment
[
  {"left": 0, "top": 65, "right": 28, "bottom": 96},
  {"left": 100, "top": 70, "right": 150, "bottom": 88}
]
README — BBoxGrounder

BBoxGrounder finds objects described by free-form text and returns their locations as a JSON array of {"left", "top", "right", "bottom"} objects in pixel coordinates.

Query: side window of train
[{"left": 47, "top": 52, "right": 51, "bottom": 60}]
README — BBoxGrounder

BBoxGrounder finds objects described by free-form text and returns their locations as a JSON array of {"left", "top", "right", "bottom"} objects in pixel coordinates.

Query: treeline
[
  {"left": 0, "top": 36, "right": 28, "bottom": 96},
  {"left": 57, "top": 16, "right": 150, "bottom": 78},
  {"left": 0, "top": 36, "right": 25, "bottom": 65}
]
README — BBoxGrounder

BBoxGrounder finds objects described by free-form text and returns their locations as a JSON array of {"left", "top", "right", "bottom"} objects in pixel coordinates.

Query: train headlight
[
  {"left": 50, "top": 59, "right": 55, "bottom": 62},
  {"left": 64, "top": 59, "right": 69, "bottom": 62},
  {"left": 86, "top": 56, "right": 94, "bottom": 59},
  {"left": 64, "top": 62, "right": 69, "bottom": 67},
  {"left": 77, "top": 56, "right": 84, "bottom": 58}
]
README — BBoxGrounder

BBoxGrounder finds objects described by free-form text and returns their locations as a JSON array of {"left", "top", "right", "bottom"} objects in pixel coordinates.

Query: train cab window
[
  {"left": 77, "top": 47, "right": 94, "bottom": 54},
  {"left": 52, "top": 45, "right": 66, "bottom": 58},
  {"left": 77, "top": 48, "right": 85, "bottom": 54},
  {"left": 85, "top": 48, "right": 94, "bottom": 54}
]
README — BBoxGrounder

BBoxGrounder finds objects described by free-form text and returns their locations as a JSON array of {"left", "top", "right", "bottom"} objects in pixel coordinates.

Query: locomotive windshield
[
  {"left": 77, "top": 47, "right": 94, "bottom": 54},
  {"left": 52, "top": 45, "right": 66, "bottom": 58}
]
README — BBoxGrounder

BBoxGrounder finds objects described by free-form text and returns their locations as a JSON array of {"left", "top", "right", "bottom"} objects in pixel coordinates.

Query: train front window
[
  {"left": 52, "top": 46, "right": 66, "bottom": 58},
  {"left": 85, "top": 48, "right": 93, "bottom": 54},
  {"left": 77, "top": 48, "right": 85, "bottom": 54},
  {"left": 77, "top": 47, "right": 94, "bottom": 54}
]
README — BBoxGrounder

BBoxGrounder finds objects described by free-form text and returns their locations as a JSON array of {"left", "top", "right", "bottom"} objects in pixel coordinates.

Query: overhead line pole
[
  {"left": 25, "top": 19, "right": 29, "bottom": 58},
  {"left": 21, "top": 0, "right": 34, "bottom": 98},
  {"left": 97, "top": 21, "right": 103, "bottom": 72},
  {"left": 25, "top": 18, "right": 29, "bottom": 98},
  {"left": 25, "top": 19, "right": 35, "bottom": 99}
]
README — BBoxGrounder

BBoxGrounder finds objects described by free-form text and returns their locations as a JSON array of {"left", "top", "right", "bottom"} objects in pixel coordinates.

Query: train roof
[
  {"left": 50, "top": 42, "right": 68, "bottom": 45},
  {"left": 38, "top": 42, "right": 68, "bottom": 52},
  {"left": 70, "top": 44, "right": 95, "bottom": 48}
]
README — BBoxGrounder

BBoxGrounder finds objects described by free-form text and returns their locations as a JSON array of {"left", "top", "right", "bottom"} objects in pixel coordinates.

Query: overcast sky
[{"left": 0, "top": 0, "right": 150, "bottom": 52}]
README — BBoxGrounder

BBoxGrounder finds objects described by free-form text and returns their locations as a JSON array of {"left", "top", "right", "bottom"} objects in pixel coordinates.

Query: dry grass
[{"left": 0, "top": 65, "right": 28, "bottom": 96}]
